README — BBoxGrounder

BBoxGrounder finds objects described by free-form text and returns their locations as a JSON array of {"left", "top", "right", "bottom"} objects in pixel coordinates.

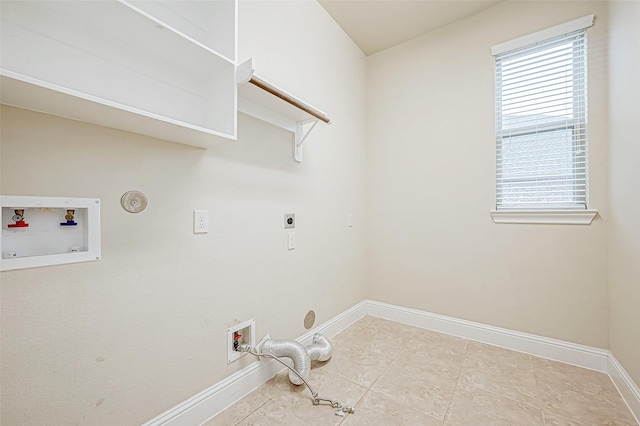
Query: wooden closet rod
[{"left": 249, "top": 77, "right": 331, "bottom": 124}]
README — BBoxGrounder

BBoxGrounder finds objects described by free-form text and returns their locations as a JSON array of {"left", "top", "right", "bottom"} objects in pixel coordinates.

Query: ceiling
[{"left": 318, "top": 0, "right": 504, "bottom": 56}]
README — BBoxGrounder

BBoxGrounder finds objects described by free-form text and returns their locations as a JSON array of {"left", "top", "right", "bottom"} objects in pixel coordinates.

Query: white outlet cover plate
[{"left": 193, "top": 210, "right": 209, "bottom": 234}]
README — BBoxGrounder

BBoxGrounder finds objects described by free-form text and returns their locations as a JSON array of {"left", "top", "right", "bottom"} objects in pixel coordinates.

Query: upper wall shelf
[
  {"left": 1, "top": 1, "right": 331, "bottom": 161},
  {"left": 237, "top": 61, "right": 331, "bottom": 162},
  {"left": 127, "top": 0, "right": 236, "bottom": 61},
  {"left": 0, "top": 0, "right": 238, "bottom": 147}
]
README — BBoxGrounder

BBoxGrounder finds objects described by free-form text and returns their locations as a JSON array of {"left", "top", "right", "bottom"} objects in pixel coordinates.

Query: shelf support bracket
[
  {"left": 294, "top": 120, "right": 318, "bottom": 162},
  {"left": 236, "top": 63, "right": 330, "bottom": 162}
]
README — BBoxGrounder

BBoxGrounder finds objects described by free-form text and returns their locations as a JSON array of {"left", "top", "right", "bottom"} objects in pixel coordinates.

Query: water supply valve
[
  {"left": 8, "top": 209, "right": 29, "bottom": 228},
  {"left": 233, "top": 332, "right": 242, "bottom": 351},
  {"left": 227, "top": 319, "right": 255, "bottom": 363}
]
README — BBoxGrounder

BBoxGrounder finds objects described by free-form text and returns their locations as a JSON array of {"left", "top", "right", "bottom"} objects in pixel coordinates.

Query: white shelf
[
  {"left": 237, "top": 64, "right": 330, "bottom": 162},
  {"left": 1, "top": 72, "right": 235, "bottom": 148},
  {"left": 0, "top": 1, "right": 332, "bottom": 159},
  {"left": 128, "top": 0, "right": 237, "bottom": 61},
  {"left": 0, "top": 0, "right": 238, "bottom": 146}
]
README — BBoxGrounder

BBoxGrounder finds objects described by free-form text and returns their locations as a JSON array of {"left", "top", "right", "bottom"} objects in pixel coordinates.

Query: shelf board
[
  {"left": 0, "top": 0, "right": 238, "bottom": 146},
  {"left": 127, "top": 0, "right": 236, "bottom": 62},
  {"left": 0, "top": 73, "right": 235, "bottom": 148},
  {"left": 237, "top": 73, "right": 330, "bottom": 162},
  {"left": 238, "top": 74, "right": 329, "bottom": 131}
]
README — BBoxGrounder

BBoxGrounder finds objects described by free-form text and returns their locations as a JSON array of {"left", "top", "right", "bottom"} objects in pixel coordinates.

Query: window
[{"left": 492, "top": 16, "right": 594, "bottom": 212}]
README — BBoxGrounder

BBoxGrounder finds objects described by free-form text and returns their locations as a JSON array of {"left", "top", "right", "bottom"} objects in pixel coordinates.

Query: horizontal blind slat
[{"left": 495, "top": 28, "right": 588, "bottom": 210}]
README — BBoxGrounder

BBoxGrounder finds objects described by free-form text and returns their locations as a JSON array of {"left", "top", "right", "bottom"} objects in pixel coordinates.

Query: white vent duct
[
  {"left": 306, "top": 334, "right": 333, "bottom": 362},
  {"left": 260, "top": 333, "right": 334, "bottom": 385}
]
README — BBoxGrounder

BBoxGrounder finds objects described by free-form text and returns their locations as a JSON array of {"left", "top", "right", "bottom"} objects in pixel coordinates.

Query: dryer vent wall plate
[{"left": 121, "top": 191, "right": 148, "bottom": 213}]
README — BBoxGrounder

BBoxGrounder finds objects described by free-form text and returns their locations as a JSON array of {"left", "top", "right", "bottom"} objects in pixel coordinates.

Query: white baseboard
[
  {"left": 608, "top": 354, "right": 640, "bottom": 425},
  {"left": 142, "top": 301, "right": 368, "bottom": 426},
  {"left": 365, "top": 300, "right": 610, "bottom": 372},
  {"left": 143, "top": 299, "right": 640, "bottom": 426}
]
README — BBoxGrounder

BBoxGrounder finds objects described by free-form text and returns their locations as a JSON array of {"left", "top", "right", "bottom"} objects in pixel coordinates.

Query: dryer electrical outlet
[{"left": 284, "top": 213, "right": 295, "bottom": 229}]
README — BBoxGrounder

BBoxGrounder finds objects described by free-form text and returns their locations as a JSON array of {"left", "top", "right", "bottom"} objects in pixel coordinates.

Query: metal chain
[{"left": 238, "top": 345, "right": 355, "bottom": 416}]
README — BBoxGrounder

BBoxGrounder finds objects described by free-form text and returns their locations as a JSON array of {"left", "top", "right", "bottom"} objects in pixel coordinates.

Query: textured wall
[
  {"left": 0, "top": 1, "right": 368, "bottom": 424},
  {"left": 366, "top": 1, "right": 610, "bottom": 348},
  {"left": 608, "top": 0, "right": 640, "bottom": 387},
  {"left": 4, "top": 1, "right": 639, "bottom": 424}
]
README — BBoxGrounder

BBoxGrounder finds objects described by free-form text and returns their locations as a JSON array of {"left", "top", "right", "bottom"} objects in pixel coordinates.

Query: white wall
[
  {"left": 366, "top": 1, "right": 610, "bottom": 348},
  {"left": 608, "top": 0, "right": 640, "bottom": 386},
  {"left": 4, "top": 0, "right": 640, "bottom": 424},
  {"left": 0, "top": 1, "right": 367, "bottom": 424}
]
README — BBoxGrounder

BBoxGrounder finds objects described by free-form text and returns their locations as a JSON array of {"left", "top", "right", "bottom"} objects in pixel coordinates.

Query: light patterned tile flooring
[{"left": 204, "top": 316, "right": 638, "bottom": 426}]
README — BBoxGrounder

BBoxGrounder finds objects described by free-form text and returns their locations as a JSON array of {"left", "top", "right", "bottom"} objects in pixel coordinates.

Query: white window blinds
[{"left": 494, "top": 18, "right": 592, "bottom": 210}]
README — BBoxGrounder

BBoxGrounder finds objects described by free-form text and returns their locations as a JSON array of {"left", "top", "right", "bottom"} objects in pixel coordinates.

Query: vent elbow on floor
[{"left": 260, "top": 333, "right": 334, "bottom": 385}]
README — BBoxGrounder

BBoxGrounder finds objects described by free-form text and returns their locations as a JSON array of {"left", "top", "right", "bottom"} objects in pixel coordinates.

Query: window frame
[{"left": 490, "top": 15, "right": 598, "bottom": 225}]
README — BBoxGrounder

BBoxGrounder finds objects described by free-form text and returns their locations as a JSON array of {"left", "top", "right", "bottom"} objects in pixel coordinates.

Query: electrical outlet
[
  {"left": 193, "top": 210, "right": 208, "bottom": 234},
  {"left": 284, "top": 213, "right": 295, "bottom": 229}
]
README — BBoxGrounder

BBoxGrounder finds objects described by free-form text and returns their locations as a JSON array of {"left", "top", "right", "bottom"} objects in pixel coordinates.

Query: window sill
[{"left": 490, "top": 209, "right": 598, "bottom": 225}]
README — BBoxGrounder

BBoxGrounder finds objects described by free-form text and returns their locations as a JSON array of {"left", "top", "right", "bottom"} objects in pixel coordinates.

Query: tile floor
[{"left": 205, "top": 316, "right": 638, "bottom": 425}]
